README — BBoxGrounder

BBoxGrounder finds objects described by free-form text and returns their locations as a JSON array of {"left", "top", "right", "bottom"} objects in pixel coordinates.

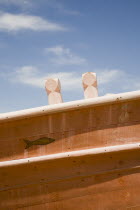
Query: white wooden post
[
  {"left": 45, "top": 78, "right": 63, "bottom": 105},
  {"left": 82, "top": 72, "right": 98, "bottom": 99}
]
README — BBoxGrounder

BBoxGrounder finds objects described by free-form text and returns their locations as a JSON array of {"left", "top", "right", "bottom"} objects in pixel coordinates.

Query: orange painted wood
[
  {"left": 0, "top": 92, "right": 140, "bottom": 209},
  {"left": 0, "top": 100, "right": 140, "bottom": 161},
  {"left": 0, "top": 149, "right": 140, "bottom": 209}
]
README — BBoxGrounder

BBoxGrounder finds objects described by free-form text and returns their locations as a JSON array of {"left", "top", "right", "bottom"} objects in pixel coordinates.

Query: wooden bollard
[
  {"left": 82, "top": 72, "right": 98, "bottom": 99},
  {"left": 45, "top": 78, "right": 63, "bottom": 105}
]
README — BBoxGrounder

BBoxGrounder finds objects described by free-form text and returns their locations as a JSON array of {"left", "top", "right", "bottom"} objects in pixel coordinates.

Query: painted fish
[{"left": 24, "top": 137, "right": 55, "bottom": 149}]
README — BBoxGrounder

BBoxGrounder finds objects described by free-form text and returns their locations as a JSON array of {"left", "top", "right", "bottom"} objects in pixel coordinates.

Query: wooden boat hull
[
  {"left": 1, "top": 145, "right": 140, "bottom": 209},
  {"left": 0, "top": 91, "right": 140, "bottom": 209}
]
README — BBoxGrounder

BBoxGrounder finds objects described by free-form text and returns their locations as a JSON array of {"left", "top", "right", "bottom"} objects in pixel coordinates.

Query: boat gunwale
[{"left": 0, "top": 90, "right": 140, "bottom": 122}]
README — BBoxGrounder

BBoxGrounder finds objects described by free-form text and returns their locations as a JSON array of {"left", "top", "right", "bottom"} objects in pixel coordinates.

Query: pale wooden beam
[
  {"left": 82, "top": 72, "right": 98, "bottom": 99},
  {"left": 45, "top": 78, "right": 63, "bottom": 105}
]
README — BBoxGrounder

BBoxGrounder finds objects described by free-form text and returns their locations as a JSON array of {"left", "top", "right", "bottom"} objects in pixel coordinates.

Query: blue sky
[{"left": 0, "top": 0, "right": 140, "bottom": 113}]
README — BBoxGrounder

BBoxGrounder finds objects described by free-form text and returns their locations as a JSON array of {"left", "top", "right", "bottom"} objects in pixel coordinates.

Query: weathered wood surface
[
  {"left": 0, "top": 148, "right": 140, "bottom": 209},
  {"left": 0, "top": 91, "right": 140, "bottom": 209},
  {"left": 0, "top": 98, "right": 139, "bottom": 161}
]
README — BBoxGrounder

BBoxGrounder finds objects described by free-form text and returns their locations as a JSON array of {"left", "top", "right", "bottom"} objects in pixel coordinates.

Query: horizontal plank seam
[
  {"left": 0, "top": 165, "right": 140, "bottom": 193},
  {"left": 1, "top": 171, "right": 140, "bottom": 209},
  {"left": 0, "top": 143, "right": 140, "bottom": 168}
]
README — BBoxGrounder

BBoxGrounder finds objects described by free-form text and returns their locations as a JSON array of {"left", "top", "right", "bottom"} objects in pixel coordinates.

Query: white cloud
[
  {"left": 10, "top": 66, "right": 82, "bottom": 91},
  {"left": 97, "top": 69, "right": 140, "bottom": 94},
  {"left": 0, "top": 13, "right": 66, "bottom": 32},
  {"left": 97, "top": 69, "right": 123, "bottom": 84},
  {"left": 45, "top": 46, "right": 86, "bottom": 65},
  {"left": 1, "top": 43, "right": 139, "bottom": 95},
  {"left": 7, "top": 66, "right": 140, "bottom": 95}
]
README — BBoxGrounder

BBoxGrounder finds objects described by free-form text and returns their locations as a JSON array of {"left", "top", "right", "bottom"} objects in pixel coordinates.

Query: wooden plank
[
  {"left": 0, "top": 99, "right": 140, "bottom": 161},
  {"left": 0, "top": 149, "right": 140, "bottom": 209}
]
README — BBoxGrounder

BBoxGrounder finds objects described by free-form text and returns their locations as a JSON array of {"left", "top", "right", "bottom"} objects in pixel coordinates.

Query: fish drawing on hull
[{"left": 24, "top": 137, "right": 55, "bottom": 149}]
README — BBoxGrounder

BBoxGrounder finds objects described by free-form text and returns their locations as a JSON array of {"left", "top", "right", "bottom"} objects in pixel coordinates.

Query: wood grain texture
[
  {"left": 0, "top": 95, "right": 140, "bottom": 209},
  {"left": 0, "top": 100, "right": 140, "bottom": 161},
  {"left": 0, "top": 149, "right": 140, "bottom": 209}
]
